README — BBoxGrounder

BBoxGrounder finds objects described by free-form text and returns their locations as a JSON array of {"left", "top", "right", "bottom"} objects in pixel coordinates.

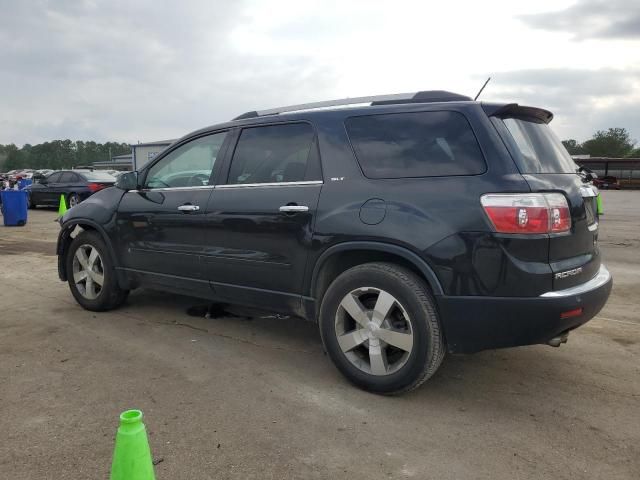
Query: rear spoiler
[{"left": 482, "top": 102, "right": 553, "bottom": 124}]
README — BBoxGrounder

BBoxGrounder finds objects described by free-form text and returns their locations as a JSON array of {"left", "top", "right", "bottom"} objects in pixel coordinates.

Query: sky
[{"left": 0, "top": 0, "right": 639, "bottom": 146}]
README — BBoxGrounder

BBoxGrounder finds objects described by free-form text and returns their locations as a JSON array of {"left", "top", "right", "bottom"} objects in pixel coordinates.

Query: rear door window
[
  {"left": 59, "top": 172, "right": 75, "bottom": 183},
  {"left": 47, "top": 172, "right": 62, "bottom": 183},
  {"left": 498, "top": 117, "right": 577, "bottom": 174},
  {"left": 227, "top": 123, "right": 318, "bottom": 184},
  {"left": 345, "top": 111, "right": 486, "bottom": 179}
]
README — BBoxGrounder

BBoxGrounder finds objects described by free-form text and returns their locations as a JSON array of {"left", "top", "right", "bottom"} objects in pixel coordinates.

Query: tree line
[
  {"left": 561, "top": 128, "right": 639, "bottom": 158},
  {"left": 0, "top": 140, "right": 131, "bottom": 171},
  {"left": 0, "top": 127, "right": 637, "bottom": 172}
]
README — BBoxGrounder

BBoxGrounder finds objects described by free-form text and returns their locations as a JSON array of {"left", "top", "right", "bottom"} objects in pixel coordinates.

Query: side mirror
[{"left": 116, "top": 171, "right": 140, "bottom": 191}]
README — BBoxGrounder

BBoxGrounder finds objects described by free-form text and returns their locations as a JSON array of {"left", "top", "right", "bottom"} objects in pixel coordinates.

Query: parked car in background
[
  {"left": 26, "top": 169, "right": 115, "bottom": 208},
  {"left": 593, "top": 175, "right": 621, "bottom": 190}
]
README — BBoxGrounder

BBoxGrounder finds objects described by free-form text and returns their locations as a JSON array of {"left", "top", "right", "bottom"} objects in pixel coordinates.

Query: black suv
[{"left": 56, "top": 91, "right": 612, "bottom": 394}]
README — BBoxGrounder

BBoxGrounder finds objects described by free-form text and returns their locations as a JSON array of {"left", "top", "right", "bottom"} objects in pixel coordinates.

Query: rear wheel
[
  {"left": 66, "top": 230, "right": 128, "bottom": 311},
  {"left": 68, "top": 193, "right": 80, "bottom": 208},
  {"left": 319, "top": 262, "right": 445, "bottom": 394}
]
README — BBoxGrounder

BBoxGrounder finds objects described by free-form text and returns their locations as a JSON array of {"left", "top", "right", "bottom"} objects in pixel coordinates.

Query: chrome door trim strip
[
  {"left": 135, "top": 180, "right": 324, "bottom": 193},
  {"left": 216, "top": 180, "right": 323, "bottom": 189}
]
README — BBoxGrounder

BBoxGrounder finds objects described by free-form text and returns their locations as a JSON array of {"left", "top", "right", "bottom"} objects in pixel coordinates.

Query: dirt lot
[{"left": 1, "top": 191, "right": 638, "bottom": 480}]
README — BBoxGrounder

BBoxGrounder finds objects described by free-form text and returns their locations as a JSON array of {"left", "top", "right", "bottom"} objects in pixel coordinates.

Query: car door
[
  {"left": 203, "top": 122, "right": 323, "bottom": 314},
  {"left": 39, "top": 171, "right": 63, "bottom": 205},
  {"left": 116, "top": 131, "right": 231, "bottom": 296},
  {"left": 63, "top": 172, "right": 84, "bottom": 202}
]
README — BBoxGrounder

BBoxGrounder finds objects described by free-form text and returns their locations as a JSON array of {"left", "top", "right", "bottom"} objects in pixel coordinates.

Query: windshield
[
  {"left": 82, "top": 171, "right": 116, "bottom": 182},
  {"left": 499, "top": 117, "right": 577, "bottom": 174}
]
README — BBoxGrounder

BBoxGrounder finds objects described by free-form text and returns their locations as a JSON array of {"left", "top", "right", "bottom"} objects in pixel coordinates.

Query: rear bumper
[{"left": 438, "top": 265, "right": 613, "bottom": 353}]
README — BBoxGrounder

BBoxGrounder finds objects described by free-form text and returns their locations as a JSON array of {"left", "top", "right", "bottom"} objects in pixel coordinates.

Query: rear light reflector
[
  {"left": 481, "top": 193, "right": 571, "bottom": 234},
  {"left": 560, "top": 308, "right": 583, "bottom": 319},
  {"left": 87, "top": 182, "right": 105, "bottom": 193}
]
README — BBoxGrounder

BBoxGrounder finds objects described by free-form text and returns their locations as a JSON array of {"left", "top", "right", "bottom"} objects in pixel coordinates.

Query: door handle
[
  {"left": 279, "top": 205, "right": 309, "bottom": 213},
  {"left": 178, "top": 204, "right": 200, "bottom": 212}
]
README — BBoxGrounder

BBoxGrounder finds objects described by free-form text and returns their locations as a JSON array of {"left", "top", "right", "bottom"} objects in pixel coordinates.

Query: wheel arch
[
  {"left": 57, "top": 219, "right": 121, "bottom": 282},
  {"left": 309, "top": 242, "right": 444, "bottom": 315}
]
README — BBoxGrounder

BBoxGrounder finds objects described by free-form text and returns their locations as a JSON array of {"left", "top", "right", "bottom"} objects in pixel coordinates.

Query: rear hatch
[{"left": 490, "top": 106, "right": 600, "bottom": 291}]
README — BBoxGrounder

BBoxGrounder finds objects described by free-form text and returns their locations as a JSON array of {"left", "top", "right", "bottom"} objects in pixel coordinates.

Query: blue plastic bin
[{"left": 1, "top": 190, "right": 29, "bottom": 226}]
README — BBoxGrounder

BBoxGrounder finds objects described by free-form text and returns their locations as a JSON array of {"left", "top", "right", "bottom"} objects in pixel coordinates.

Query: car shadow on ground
[{"left": 120, "top": 288, "right": 602, "bottom": 408}]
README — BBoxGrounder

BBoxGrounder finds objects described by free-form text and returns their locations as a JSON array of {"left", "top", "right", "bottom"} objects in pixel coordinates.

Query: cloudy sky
[{"left": 1, "top": 0, "right": 639, "bottom": 146}]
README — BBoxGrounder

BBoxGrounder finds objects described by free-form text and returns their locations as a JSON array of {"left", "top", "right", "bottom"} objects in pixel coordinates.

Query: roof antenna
[{"left": 474, "top": 77, "right": 491, "bottom": 101}]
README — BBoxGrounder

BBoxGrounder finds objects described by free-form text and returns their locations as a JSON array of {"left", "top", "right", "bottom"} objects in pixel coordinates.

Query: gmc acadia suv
[{"left": 56, "top": 90, "right": 612, "bottom": 394}]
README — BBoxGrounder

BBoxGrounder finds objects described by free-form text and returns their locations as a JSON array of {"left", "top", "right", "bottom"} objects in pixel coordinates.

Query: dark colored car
[
  {"left": 56, "top": 91, "right": 612, "bottom": 394},
  {"left": 27, "top": 170, "right": 115, "bottom": 208},
  {"left": 593, "top": 175, "right": 621, "bottom": 190}
]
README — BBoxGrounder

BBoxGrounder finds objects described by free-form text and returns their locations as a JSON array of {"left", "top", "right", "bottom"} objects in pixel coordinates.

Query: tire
[
  {"left": 65, "top": 230, "right": 128, "bottom": 311},
  {"left": 68, "top": 193, "right": 80, "bottom": 208},
  {"left": 28, "top": 193, "right": 36, "bottom": 209},
  {"left": 319, "top": 262, "right": 445, "bottom": 395}
]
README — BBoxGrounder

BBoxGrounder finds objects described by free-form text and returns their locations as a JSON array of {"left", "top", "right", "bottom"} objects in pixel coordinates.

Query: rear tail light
[
  {"left": 87, "top": 182, "right": 105, "bottom": 193},
  {"left": 481, "top": 193, "right": 571, "bottom": 234}
]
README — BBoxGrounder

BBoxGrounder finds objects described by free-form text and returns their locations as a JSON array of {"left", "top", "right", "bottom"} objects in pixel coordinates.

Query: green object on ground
[
  {"left": 58, "top": 194, "right": 67, "bottom": 217},
  {"left": 596, "top": 193, "right": 604, "bottom": 215},
  {"left": 110, "top": 410, "right": 156, "bottom": 480}
]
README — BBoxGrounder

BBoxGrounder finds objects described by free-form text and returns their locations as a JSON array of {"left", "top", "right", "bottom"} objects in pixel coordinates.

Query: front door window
[{"left": 145, "top": 132, "right": 228, "bottom": 189}]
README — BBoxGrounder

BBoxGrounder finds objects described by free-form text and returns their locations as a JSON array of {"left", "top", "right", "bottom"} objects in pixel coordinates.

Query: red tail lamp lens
[
  {"left": 481, "top": 193, "right": 571, "bottom": 234},
  {"left": 87, "top": 183, "right": 104, "bottom": 192}
]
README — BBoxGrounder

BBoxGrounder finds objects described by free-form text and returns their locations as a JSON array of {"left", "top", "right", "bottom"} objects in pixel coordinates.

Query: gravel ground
[{"left": 0, "top": 190, "right": 638, "bottom": 480}]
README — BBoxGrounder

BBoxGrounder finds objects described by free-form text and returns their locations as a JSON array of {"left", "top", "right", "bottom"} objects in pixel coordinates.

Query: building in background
[
  {"left": 93, "top": 153, "right": 133, "bottom": 171},
  {"left": 573, "top": 156, "right": 640, "bottom": 189},
  {"left": 132, "top": 140, "right": 175, "bottom": 170},
  {"left": 92, "top": 139, "right": 176, "bottom": 171}
]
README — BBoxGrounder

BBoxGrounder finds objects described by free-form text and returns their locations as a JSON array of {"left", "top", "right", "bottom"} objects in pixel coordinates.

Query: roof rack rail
[{"left": 232, "top": 90, "right": 472, "bottom": 120}]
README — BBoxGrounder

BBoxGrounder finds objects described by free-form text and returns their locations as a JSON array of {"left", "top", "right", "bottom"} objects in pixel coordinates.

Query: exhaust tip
[{"left": 548, "top": 332, "right": 569, "bottom": 347}]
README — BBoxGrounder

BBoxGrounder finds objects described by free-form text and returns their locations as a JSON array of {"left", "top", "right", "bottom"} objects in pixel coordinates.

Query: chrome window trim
[
  {"left": 138, "top": 185, "right": 214, "bottom": 193},
  {"left": 216, "top": 180, "right": 323, "bottom": 189},
  {"left": 540, "top": 264, "right": 610, "bottom": 298},
  {"left": 136, "top": 180, "right": 324, "bottom": 192}
]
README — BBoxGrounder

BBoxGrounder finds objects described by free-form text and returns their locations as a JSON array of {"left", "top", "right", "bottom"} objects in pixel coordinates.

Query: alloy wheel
[
  {"left": 335, "top": 287, "right": 414, "bottom": 376},
  {"left": 72, "top": 244, "right": 104, "bottom": 300}
]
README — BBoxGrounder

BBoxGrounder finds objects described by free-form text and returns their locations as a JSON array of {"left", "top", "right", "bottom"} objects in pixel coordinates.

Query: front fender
[{"left": 57, "top": 187, "right": 126, "bottom": 282}]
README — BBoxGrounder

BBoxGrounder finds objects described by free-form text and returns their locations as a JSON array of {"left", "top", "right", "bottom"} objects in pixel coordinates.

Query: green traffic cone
[
  {"left": 58, "top": 194, "right": 67, "bottom": 217},
  {"left": 596, "top": 193, "right": 604, "bottom": 215},
  {"left": 110, "top": 410, "right": 156, "bottom": 480}
]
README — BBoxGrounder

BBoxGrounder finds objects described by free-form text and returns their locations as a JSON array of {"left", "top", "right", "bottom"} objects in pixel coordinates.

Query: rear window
[
  {"left": 500, "top": 117, "right": 577, "bottom": 174},
  {"left": 82, "top": 171, "right": 116, "bottom": 182},
  {"left": 345, "top": 111, "right": 486, "bottom": 179}
]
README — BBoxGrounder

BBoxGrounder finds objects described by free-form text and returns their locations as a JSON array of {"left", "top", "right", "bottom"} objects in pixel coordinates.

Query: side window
[
  {"left": 227, "top": 123, "right": 317, "bottom": 185},
  {"left": 345, "top": 111, "right": 486, "bottom": 179},
  {"left": 145, "top": 132, "right": 227, "bottom": 189},
  {"left": 59, "top": 172, "right": 74, "bottom": 183},
  {"left": 47, "top": 172, "right": 62, "bottom": 183}
]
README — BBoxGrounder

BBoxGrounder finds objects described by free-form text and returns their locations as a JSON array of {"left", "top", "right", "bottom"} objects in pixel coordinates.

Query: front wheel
[
  {"left": 319, "top": 263, "right": 445, "bottom": 395},
  {"left": 65, "top": 230, "right": 128, "bottom": 311}
]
